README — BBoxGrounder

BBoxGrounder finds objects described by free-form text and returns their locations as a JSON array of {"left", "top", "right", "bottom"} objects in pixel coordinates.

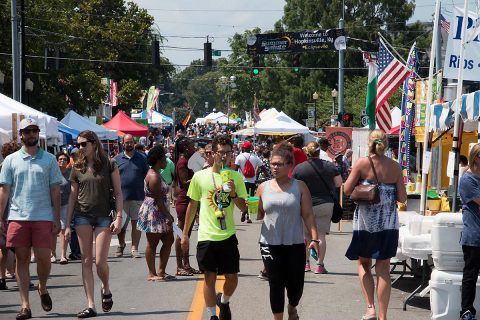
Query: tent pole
[
  {"left": 420, "top": 0, "right": 440, "bottom": 215},
  {"left": 452, "top": 0, "right": 469, "bottom": 211}
]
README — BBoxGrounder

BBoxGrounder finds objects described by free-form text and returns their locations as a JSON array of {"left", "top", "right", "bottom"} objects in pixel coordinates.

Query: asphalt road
[{"left": 0, "top": 208, "right": 430, "bottom": 320}]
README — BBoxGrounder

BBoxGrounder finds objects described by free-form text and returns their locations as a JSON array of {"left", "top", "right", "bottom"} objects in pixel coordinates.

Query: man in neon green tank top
[{"left": 181, "top": 135, "right": 248, "bottom": 320}]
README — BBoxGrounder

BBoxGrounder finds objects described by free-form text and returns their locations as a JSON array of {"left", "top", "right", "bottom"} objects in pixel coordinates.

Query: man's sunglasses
[
  {"left": 21, "top": 128, "right": 40, "bottom": 134},
  {"left": 77, "top": 140, "right": 93, "bottom": 148}
]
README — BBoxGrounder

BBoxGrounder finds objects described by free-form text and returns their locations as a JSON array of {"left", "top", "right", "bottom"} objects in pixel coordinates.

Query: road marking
[{"left": 187, "top": 275, "right": 226, "bottom": 320}]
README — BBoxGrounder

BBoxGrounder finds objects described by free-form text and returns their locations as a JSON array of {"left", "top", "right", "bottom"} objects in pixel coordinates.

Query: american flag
[
  {"left": 375, "top": 39, "right": 409, "bottom": 132},
  {"left": 440, "top": 13, "right": 450, "bottom": 33}
]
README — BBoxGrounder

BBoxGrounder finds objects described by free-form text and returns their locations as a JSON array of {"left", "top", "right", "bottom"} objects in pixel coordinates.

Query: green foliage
[{"left": 0, "top": 0, "right": 173, "bottom": 118}]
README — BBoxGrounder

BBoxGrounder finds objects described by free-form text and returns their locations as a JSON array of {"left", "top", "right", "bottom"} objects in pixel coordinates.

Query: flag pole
[
  {"left": 377, "top": 32, "right": 408, "bottom": 65},
  {"left": 420, "top": 0, "right": 441, "bottom": 215},
  {"left": 451, "top": 0, "right": 470, "bottom": 211}
]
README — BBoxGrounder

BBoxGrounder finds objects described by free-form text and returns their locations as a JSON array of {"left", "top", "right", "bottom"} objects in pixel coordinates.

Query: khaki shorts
[
  {"left": 304, "top": 202, "right": 334, "bottom": 236},
  {"left": 123, "top": 200, "right": 143, "bottom": 221}
]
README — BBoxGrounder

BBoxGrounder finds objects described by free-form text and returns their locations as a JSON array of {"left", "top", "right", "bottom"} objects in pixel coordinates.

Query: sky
[{"left": 133, "top": 0, "right": 475, "bottom": 68}]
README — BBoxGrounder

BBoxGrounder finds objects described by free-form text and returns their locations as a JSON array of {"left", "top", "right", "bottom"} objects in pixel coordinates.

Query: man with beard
[
  {"left": 114, "top": 134, "right": 149, "bottom": 258},
  {"left": 0, "top": 118, "right": 62, "bottom": 319}
]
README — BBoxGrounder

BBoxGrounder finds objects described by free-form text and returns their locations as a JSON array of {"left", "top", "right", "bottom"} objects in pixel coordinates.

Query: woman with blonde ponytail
[{"left": 343, "top": 130, "right": 407, "bottom": 320}]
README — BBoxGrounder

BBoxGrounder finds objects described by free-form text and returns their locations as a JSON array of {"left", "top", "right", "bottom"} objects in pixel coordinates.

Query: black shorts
[{"left": 196, "top": 234, "right": 240, "bottom": 274}]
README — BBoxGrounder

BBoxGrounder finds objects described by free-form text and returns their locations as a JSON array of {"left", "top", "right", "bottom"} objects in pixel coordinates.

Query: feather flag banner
[{"left": 399, "top": 44, "right": 419, "bottom": 184}]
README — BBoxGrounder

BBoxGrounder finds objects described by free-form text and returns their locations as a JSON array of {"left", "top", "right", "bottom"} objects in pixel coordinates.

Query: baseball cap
[
  {"left": 241, "top": 141, "right": 252, "bottom": 150},
  {"left": 19, "top": 117, "right": 39, "bottom": 130},
  {"left": 319, "top": 138, "right": 331, "bottom": 146}
]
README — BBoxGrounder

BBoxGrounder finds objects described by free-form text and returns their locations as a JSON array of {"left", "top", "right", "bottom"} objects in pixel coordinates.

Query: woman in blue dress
[{"left": 344, "top": 130, "right": 407, "bottom": 320}]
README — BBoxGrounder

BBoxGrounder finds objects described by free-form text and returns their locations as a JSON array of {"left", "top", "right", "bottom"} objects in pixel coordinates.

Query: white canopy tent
[
  {"left": 0, "top": 93, "right": 59, "bottom": 144},
  {"left": 254, "top": 112, "right": 309, "bottom": 135},
  {"left": 259, "top": 108, "right": 279, "bottom": 121},
  {"left": 204, "top": 111, "right": 235, "bottom": 124},
  {"left": 61, "top": 110, "right": 118, "bottom": 140}
]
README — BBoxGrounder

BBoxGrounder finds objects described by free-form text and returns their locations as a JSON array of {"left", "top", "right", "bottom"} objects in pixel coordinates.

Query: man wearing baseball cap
[
  {"left": 234, "top": 141, "right": 262, "bottom": 223},
  {"left": 0, "top": 117, "right": 63, "bottom": 319}
]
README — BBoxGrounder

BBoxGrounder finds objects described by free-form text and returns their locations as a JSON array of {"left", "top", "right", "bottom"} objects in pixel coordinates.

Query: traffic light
[
  {"left": 152, "top": 40, "right": 160, "bottom": 66},
  {"left": 343, "top": 113, "right": 354, "bottom": 126},
  {"left": 44, "top": 47, "right": 56, "bottom": 70},
  {"left": 204, "top": 42, "right": 212, "bottom": 67},
  {"left": 252, "top": 54, "right": 260, "bottom": 76},
  {"left": 337, "top": 112, "right": 343, "bottom": 124},
  {"left": 292, "top": 53, "right": 300, "bottom": 73}
]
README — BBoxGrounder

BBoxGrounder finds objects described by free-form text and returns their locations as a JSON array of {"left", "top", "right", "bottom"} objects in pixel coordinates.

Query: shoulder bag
[
  {"left": 308, "top": 160, "right": 343, "bottom": 223},
  {"left": 349, "top": 156, "right": 380, "bottom": 205},
  {"left": 107, "top": 159, "right": 117, "bottom": 218}
]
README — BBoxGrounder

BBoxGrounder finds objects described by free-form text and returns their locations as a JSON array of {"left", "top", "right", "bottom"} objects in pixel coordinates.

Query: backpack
[{"left": 242, "top": 154, "right": 255, "bottom": 178}]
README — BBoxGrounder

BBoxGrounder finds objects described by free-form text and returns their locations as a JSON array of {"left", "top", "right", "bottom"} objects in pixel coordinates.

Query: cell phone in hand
[{"left": 310, "top": 247, "right": 318, "bottom": 261}]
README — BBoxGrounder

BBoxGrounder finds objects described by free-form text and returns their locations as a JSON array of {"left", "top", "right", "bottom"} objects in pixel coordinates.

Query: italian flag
[{"left": 365, "top": 54, "right": 377, "bottom": 130}]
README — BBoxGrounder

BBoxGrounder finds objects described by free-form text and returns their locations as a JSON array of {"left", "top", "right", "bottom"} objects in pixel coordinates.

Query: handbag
[
  {"left": 308, "top": 160, "right": 343, "bottom": 223},
  {"left": 107, "top": 159, "right": 117, "bottom": 218},
  {"left": 349, "top": 156, "right": 380, "bottom": 205}
]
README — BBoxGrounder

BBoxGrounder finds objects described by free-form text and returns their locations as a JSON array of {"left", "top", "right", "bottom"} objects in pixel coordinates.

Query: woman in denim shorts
[{"left": 65, "top": 131, "right": 123, "bottom": 318}]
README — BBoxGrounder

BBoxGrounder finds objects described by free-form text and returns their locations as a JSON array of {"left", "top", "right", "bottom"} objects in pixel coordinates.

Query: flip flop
[
  {"left": 185, "top": 267, "right": 202, "bottom": 274},
  {"left": 361, "top": 315, "right": 377, "bottom": 320},
  {"left": 157, "top": 274, "right": 176, "bottom": 281},
  {"left": 176, "top": 269, "right": 194, "bottom": 276}
]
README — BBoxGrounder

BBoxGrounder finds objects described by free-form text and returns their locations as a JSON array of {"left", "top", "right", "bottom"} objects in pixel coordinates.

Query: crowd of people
[{"left": 0, "top": 117, "right": 412, "bottom": 320}]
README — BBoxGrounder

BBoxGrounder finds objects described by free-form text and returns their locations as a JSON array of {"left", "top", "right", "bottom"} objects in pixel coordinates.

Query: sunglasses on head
[
  {"left": 77, "top": 140, "right": 93, "bottom": 148},
  {"left": 21, "top": 128, "right": 40, "bottom": 134}
]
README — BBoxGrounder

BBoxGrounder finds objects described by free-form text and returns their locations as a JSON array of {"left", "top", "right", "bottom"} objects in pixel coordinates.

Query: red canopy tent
[{"left": 103, "top": 111, "right": 148, "bottom": 137}]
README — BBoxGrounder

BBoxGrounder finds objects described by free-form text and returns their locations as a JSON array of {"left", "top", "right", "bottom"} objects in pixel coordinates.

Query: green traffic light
[
  {"left": 293, "top": 67, "right": 299, "bottom": 73},
  {"left": 252, "top": 68, "right": 259, "bottom": 75}
]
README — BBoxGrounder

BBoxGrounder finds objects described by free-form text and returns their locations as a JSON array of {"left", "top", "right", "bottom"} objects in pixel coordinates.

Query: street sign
[
  {"left": 230, "top": 112, "right": 238, "bottom": 119},
  {"left": 307, "top": 106, "right": 315, "bottom": 119},
  {"left": 305, "top": 119, "right": 314, "bottom": 128},
  {"left": 361, "top": 115, "right": 368, "bottom": 127},
  {"left": 247, "top": 29, "right": 346, "bottom": 55},
  {"left": 213, "top": 50, "right": 221, "bottom": 57}
]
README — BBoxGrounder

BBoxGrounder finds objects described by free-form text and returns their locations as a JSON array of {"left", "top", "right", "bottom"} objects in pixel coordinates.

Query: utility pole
[
  {"left": 20, "top": 0, "right": 25, "bottom": 103},
  {"left": 338, "top": 18, "right": 345, "bottom": 126},
  {"left": 11, "top": 0, "right": 20, "bottom": 101}
]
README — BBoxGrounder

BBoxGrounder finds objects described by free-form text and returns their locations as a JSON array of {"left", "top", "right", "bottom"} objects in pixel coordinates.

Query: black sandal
[
  {"left": 101, "top": 290, "right": 113, "bottom": 312},
  {"left": 77, "top": 307, "right": 97, "bottom": 318}
]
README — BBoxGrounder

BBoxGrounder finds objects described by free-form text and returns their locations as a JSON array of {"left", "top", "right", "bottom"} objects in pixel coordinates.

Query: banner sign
[
  {"left": 443, "top": 7, "right": 480, "bottom": 81},
  {"left": 110, "top": 80, "right": 118, "bottom": 107},
  {"left": 247, "top": 29, "right": 346, "bottom": 55},
  {"left": 399, "top": 45, "right": 418, "bottom": 185},
  {"left": 415, "top": 71, "right": 442, "bottom": 129},
  {"left": 325, "top": 127, "right": 352, "bottom": 159}
]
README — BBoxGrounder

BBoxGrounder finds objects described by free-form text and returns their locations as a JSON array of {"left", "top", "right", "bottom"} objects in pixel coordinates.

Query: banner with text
[
  {"left": 247, "top": 29, "right": 346, "bottom": 55},
  {"left": 443, "top": 7, "right": 480, "bottom": 81}
]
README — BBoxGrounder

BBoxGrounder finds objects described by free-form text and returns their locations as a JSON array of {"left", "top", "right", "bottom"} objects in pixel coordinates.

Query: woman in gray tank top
[{"left": 256, "top": 143, "right": 319, "bottom": 320}]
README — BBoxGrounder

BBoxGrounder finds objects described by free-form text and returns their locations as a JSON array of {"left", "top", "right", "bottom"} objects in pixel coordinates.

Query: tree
[{"left": 0, "top": 0, "right": 174, "bottom": 118}]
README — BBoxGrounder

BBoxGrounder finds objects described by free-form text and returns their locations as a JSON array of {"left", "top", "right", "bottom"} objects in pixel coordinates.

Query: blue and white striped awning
[{"left": 429, "top": 90, "right": 480, "bottom": 131}]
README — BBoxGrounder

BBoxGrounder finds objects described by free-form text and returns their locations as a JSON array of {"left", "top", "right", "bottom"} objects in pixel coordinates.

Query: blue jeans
[{"left": 74, "top": 214, "right": 112, "bottom": 228}]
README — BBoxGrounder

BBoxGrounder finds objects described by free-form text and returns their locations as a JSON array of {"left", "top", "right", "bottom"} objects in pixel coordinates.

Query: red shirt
[{"left": 288, "top": 147, "right": 308, "bottom": 177}]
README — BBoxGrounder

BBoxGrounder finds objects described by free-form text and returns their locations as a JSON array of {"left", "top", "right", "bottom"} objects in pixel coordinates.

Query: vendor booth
[
  {"left": 254, "top": 111, "right": 309, "bottom": 135},
  {"left": 61, "top": 110, "right": 118, "bottom": 140},
  {"left": 0, "top": 93, "right": 59, "bottom": 145},
  {"left": 103, "top": 111, "right": 148, "bottom": 137},
  {"left": 132, "top": 110, "right": 173, "bottom": 127}
]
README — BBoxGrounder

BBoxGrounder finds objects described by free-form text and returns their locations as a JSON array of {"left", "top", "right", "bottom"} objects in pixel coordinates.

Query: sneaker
[
  {"left": 115, "top": 244, "right": 126, "bottom": 258},
  {"left": 216, "top": 293, "right": 231, "bottom": 320},
  {"left": 258, "top": 270, "right": 268, "bottom": 280},
  {"left": 0, "top": 278, "right": 8, "bottom": 290},
  {"left": 460, "top": 310, "right": 477, "bottom": 320},
  {"left": 131, "top": 250, "right": 141, "bottom": 259},
  {"left": 247, "top": 219, "right": 252, "bottom": 223},
  {"left": 69, "top": 253, "right": 81, "bottom": 261},
  {"left": 305, "top": 262, "right": 311, "bottom": 272},
  {"left": 314, "top": 264, "right": 328, "bottom": 274},
  {"left": 30, "top": 256, "right": 36, "bottom": 263}
]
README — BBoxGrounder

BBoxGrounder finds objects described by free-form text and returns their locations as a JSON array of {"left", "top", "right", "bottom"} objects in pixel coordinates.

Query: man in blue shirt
[
  {"left": 0, "top": 118, "right": 62, "bottom": 320},
  {"left": 114, "top": 134, "right": 149, "bottom": 258}
]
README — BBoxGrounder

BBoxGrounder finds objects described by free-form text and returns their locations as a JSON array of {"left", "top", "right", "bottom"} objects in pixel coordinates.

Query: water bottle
[
  {"left": 219, "top": 217, "right": 227, "bottom": 230},
  {"left": 310, "top": 247, "right": 318, "bottom": 261}
]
